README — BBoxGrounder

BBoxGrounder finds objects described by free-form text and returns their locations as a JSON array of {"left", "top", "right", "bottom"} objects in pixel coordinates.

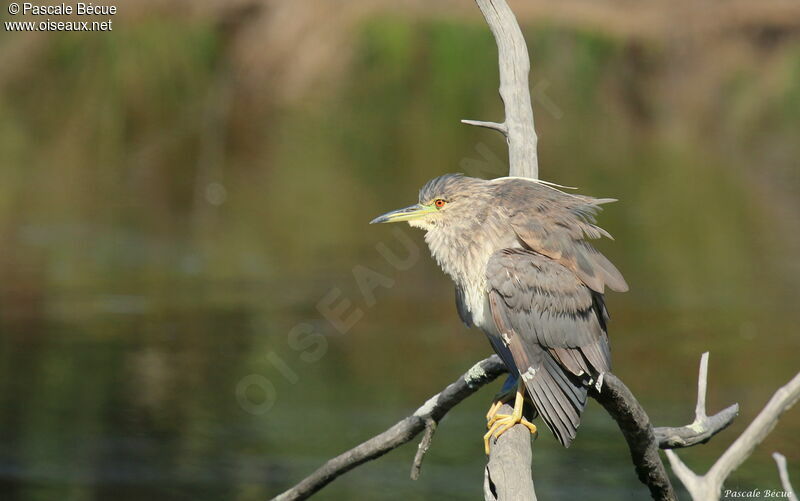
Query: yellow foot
[
  {"left": 485, "top": 386, "right": 516, "bottom": 422},
  {"left": 485, "top": 399, "right": 506, "bottom": 422},
  {"left": 483, "top": 380, "right": 538, "bottom": 455},
  {"left": 488, "top": 414, "right": 538, "bottom": 437}
]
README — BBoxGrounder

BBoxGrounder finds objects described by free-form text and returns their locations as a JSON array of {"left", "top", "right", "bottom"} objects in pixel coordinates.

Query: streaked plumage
[{"left": 373, "top": 173, "right": 627, "bottom": 447}]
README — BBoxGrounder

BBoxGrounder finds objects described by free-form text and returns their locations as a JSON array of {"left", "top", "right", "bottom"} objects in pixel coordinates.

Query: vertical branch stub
[{"left": 470, "top": 0, "right": 538, "bottom": 179}]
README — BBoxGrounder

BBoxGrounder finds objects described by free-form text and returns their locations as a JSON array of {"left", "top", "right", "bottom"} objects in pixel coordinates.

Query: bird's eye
[{"left": 434, "top": 199, "right": 446, "bottom": 208}]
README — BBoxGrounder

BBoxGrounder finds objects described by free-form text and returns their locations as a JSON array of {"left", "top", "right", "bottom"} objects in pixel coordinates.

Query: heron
[{"left": 371, "top": 174, "right": 628, "bottom": 453}]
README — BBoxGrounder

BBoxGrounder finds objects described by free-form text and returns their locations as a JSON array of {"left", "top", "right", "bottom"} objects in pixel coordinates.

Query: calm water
[
  {"left": 1, "top": 11, "right": 799, "bottom": 501},
  {"left": 0, "top": 255, "right": 797, "bottom": 500}
]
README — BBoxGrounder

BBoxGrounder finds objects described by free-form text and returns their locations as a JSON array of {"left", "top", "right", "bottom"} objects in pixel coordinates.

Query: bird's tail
[{"left": 521, "top": 353, "right": 588, "bottom": 448}]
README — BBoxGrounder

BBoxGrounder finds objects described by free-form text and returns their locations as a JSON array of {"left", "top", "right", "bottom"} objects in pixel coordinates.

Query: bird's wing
[
  {"left": 454, "top": 285, "right": 473, "bottom": 327},
  {"left": 493, "top": 180, "right": 628, "bottom": 294},
  {"left": 486, "top": 248, "right": 611, "bottom": 447}
]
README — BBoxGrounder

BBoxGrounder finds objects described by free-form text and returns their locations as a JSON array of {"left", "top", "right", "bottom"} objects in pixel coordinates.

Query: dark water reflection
[
  {"left": 1, "top": 13, "right": 800, "bottom": 501},
  {"left": 0, "top": 271, "right": 797, "bottom": 500}
]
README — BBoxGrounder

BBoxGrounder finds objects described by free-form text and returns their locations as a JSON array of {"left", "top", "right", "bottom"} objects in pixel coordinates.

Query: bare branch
[
  {"left": 467, "top": 0, "right": 538, "bottom": 179},
  {"left": 410, "top": 418, "right": 437, "bottom": 480},
  {"left": 773, "top": 453, "right": 798, "bottom": 501},
  {"left": 666, "top": 370, "right": 800, "bottom": 501},
  {"left": 461, "top": 119, "right": 508, "bottom": 134},
  {"left": 711, "top": 371, "right": 800, "bottom": 479},
  {"left": 271, "top": 356, "right": 507, "bottom": 501},
  {"left": 655, "top": 353, "right": 739, "bottom": 448},
  {"left": 467, "top": 2, "right": 541, "bottom": 497},
  {"left": 483, "top": 403, "right": 537, "bottom": 501},
  {"left": 655, "top": 404, "right": 739, "bottom": 449},
  {"left": 272, "top": 353, "right": 747, "bottom": 501},
  {"left": 696, "top": 351, "right": 709, "bottom": 420},
  {"left": 591, "top": 374, "right": 677, "bottom": 501}
]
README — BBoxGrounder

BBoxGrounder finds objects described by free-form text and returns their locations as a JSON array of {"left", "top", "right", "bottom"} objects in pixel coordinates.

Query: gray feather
[{"left": 486, "top": 248, "right": 611, "bottom": 447}]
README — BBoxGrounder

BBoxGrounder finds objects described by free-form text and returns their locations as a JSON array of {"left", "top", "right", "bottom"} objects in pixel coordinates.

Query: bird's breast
[{"left": 423, "top": 220, "right": 519, "bottom": 332}]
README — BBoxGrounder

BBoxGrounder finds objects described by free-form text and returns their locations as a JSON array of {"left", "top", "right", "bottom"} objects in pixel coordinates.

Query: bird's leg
[
  {"left": 485, "top": 374, "right": 518, "bottom": 422},
  {"left": 483, "top": 380, "right": 537, "bottom": 455},
  {"left": 486, "top": 381, "right": 521, "bottom": 427}
]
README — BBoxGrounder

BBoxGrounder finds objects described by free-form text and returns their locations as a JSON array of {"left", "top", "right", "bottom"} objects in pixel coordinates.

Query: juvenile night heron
[{"left": 371, "top": 174, "right": 628, "bottom": 452}]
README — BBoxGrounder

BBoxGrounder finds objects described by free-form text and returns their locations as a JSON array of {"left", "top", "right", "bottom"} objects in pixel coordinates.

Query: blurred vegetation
[{"left": 0, "top": 2, "right": 798, "bottom": 500}]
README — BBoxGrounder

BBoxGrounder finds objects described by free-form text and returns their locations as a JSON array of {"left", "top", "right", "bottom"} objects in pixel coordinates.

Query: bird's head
[{"left": 370, "top": 174, "right": 487, "bottom": 230}]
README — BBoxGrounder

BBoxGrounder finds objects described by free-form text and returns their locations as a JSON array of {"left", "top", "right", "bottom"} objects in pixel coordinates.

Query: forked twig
[{"left": 667, "top": 370, "right": 800, "bottom": 501}]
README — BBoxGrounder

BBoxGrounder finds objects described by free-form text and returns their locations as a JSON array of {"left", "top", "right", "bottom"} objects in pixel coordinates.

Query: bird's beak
[{"left": 370, "top": 203, "right": 436, "bottom": 224}]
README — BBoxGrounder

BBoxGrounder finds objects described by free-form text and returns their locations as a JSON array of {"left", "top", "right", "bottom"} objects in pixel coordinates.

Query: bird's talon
[
  {"left": 483, "top": 381, "right": 537, "bottom": 455},
  {"left": 520, "top": 418, "right": 538, "bottom": 436},
  {"left": 487, "top": 411, "right": 509, "bottom": 428},
  {"left": 485, "top": 400, "right": 504, "bottom": 422},
  {"left": 483, "top": 429, "right": 493, "bottom": 455},
  {"left": 485, "top": 390, "right": 514, "bottom": 422}
]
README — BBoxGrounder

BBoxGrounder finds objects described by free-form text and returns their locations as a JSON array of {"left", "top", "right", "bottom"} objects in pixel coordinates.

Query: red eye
[{"left": 434, "top": 199, "right": 446, "bottom": 208}]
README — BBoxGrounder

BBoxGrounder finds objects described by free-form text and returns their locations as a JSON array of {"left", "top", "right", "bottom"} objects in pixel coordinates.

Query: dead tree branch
[
  {"left": 655, "top": 353, "right": 739, "bottom": 449},
  {"left": 410, "top": 418, "right": 437, "bottom": 480},
  {"left": 273, "top": 353, "right": 744, "bottom": 500},
  {"left": 591, "top": 373, "right": 676, "bottom": 500},
  {"left": 772, "top": 453, "right": 798, "bottom": 501},
  {"left": 589, "top": 353, "right": 740, "bottom": 501},
  {"left": 666, "top": 370, "right": 800, "bottom": 501},
  {"left": 464, "top": 0, "right": 538, "bottom": 179},
  {"left": 465, "top": 1, "right": 541, "bottom": 497},
  {"left": 271, "top": 356, "right": 506, "bottom": 501},
  {"left": 483, "top": 402, "right": 538, "bottom": 501}
]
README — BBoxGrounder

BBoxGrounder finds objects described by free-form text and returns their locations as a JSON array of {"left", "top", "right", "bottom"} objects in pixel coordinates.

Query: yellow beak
[{"left": 370, "top": 204, "right": 436, "bottom": 224}]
